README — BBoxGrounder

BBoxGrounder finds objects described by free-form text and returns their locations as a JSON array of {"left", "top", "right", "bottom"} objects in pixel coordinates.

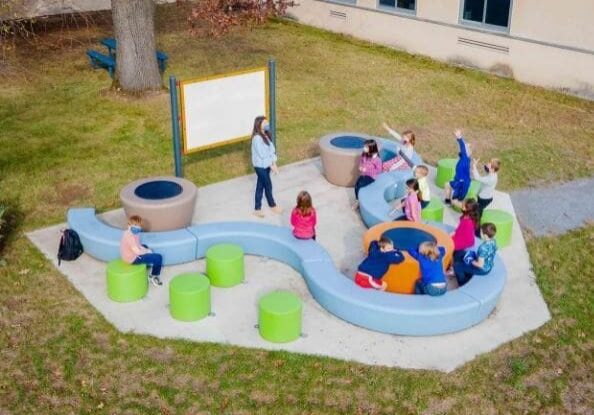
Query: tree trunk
[{"left": 111, "top": 0, "right": 162, "bottom": 92}]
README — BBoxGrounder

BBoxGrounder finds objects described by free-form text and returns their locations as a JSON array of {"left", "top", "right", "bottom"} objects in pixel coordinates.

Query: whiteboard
[{"left": 180, "top": 67, "right": 269, "bottom": 154}]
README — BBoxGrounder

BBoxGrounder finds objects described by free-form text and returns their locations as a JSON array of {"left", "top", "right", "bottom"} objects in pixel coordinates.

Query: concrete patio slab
[{"left": 27, "top": 158, "right": 551, "bottom": 372}]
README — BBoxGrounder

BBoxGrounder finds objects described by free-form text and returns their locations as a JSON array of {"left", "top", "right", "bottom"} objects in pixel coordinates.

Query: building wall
[
  {"left": 510, "top": 0, "right": 594, "bottom": 50},
  {"left": 288, "top": 0, "right": 594, "bottom": 99}
]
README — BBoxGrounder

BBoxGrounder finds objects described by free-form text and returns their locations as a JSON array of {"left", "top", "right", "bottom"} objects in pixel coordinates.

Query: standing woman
[{"left": 251, "top": 116, "right": 282, "bottom": 218}]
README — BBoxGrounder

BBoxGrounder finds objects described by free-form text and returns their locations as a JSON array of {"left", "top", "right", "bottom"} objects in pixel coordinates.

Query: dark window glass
[
  {"left": 397, "top": 0, "right": 415, "bottom": 10},
  {"left": 485, "top": 0, "right": 510, "bottom": 27},
  {"left": 379, "top": 0, "right": 396, "bottom": 8},
  {"left": 463, "top": 0, "right": 486, "bottom": 22}
]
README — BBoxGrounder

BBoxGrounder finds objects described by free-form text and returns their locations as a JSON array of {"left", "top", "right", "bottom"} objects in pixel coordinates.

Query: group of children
[
  {"left": 119, "top": 125, "right": 501, "bottom": 297},
  {"left": 353, "top": 126, "right": 502, "bottom": 295}
]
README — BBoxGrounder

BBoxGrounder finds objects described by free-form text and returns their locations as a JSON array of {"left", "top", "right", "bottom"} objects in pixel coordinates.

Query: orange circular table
[{"left": 362, "top": 222, "right": 454, "bottom": 294}]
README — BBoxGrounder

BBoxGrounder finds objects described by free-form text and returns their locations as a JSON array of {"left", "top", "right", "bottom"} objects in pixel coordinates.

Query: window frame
[
  {"left": 377, "top": 0, "right": 417, "bottom": 16},
  {"left": 459, "top": 0, "right": 513, "bottom": 33}
]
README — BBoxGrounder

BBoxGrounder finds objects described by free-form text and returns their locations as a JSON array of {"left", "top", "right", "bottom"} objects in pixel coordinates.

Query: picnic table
[
  {"left": 86, "top": 38, "right": 169, "bottom": 78},
  {"left": 100, "top": 38, "right": 168, "bottom": 73}
]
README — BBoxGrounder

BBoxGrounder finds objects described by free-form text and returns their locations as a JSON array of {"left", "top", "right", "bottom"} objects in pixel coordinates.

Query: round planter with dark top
[{"left": 120, "top": 176, "right": 197, "bottom": 232}]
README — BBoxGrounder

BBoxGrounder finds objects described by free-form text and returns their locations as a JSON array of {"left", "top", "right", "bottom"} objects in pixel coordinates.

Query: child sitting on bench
[
  {"left": 120, "top": 215, "right": 163, "bottom": 287},
  {"left": 381, "top": 123, "right": 416, "bottom": 171},
  {"left": 408, "top": 241, "right": 447, "bottom": 296},
  {"left": 445, "top": 129, "right": 472, "bottom": 209},
  {"left": 454, "top": 223, "right": 498, "bottom": 287}
]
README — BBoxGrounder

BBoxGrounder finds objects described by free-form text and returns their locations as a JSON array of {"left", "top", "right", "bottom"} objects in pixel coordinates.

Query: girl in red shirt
[
  {"left": 451, "top": 199, "right": 480, "bottom": 262},
  {"left": 291, "top": 191, "right": 317, "bottom": 240}
]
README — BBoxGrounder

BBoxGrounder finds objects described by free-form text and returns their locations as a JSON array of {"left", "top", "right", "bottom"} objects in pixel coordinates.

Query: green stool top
[
  {"left": 259, "top": 291, "right": 302, "bottom": 315},
  {"left": 169, "top": 272, "right": 210, "bottom": 322},
  {"left": 206, "top": 243, "right": 245, "bottom": 288},
  {"left": 170, "top": 272, "right": 210, "bottom": 293},
  {"left": 258, "top": 291, "right": 302, "bottom": 343},
  {"left": 206, "top": 243, "right": 243, "bottom": 261},
  {"left": 106, "top": 259, "right": 147, "bottom": 303},
  {"left": 435, "top": 158, "right": 457, "bottom": 188},
  {"left": 481, "top": 209, "right": 513, "bottom": 248},
  {"left": 421, "top": 197, "right": 444, "bottom": 223}
]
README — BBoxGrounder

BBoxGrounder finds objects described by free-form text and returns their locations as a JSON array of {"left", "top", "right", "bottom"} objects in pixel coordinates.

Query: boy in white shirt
[{"left": 472, "top": 158, "right": 500, "bottom": 214}]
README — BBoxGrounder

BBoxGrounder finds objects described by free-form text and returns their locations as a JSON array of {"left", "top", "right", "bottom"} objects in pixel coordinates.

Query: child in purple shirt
[{"left": 353, "top": 139, "right": 382, "bottom": 208}]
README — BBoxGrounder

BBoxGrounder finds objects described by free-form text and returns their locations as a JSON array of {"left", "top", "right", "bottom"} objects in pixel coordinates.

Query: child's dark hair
[
  {"left": 462, "top": 198, "right": 480, "bottom": 229},
  {"left": 362, "top": 139, "right": 379, "bottom": 159},
  {"left": 252, "top": 116, "right": 271, "bottom": 145},
  {"left": 296, "top": 190, "right": 313, "bottom": 216},
  {"left": 481, "top": 222, "right": 497, "bottom": 239},
  {"left": 406, "top": 178, "right": 422, "bottom": 201},
  {"left": 378, "top": 236, "right": 393, "bottom": 250}
]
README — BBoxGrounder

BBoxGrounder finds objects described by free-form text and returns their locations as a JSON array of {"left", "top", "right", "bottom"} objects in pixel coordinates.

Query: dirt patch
[{"left": 47, "top": 183, "right": 92, "bottom": 207}]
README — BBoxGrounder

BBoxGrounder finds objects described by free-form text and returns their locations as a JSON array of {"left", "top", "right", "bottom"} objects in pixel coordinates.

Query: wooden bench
[{"left": 86, "top": 50, "right": 116, "bottom": 78}]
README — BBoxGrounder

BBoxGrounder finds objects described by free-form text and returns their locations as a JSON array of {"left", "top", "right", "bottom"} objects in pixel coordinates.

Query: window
[
  {"left": 461, "top": 0, "right": 511, "bottom": 29},
  {"left": 379, "top": 0, "right": 416, "bottom": 13}
]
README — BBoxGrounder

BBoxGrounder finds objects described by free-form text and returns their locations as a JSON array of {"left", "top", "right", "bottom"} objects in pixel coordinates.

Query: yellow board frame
[{"left": 179, "top": 66, "right": 270, "bottom": 155}]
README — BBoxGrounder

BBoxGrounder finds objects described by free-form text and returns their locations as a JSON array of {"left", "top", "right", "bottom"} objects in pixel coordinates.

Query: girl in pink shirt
[
  {"left": 120, "top": 215, "right": 163, "bottom": 286},
  {"left": 392, "top": 178, "right": 421, "bottom": 222},
  {"left": 451, "top": 199, "right": 480, "bottom": 262},
  {"left": 291, "top": 191, "right": 317, "bottom": 240},
  {"left": 353, "top": 139, "right": 382, "bottom": 208}
]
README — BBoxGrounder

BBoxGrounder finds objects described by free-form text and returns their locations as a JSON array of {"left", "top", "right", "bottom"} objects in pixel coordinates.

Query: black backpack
[{"left": 58, "top": 229, "right": 83, "bottom": 265}]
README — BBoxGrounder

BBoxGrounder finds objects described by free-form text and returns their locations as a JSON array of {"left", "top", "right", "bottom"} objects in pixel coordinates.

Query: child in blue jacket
[
  {"left": 444, "top": 129, "right": 471, "bottom": 208},
  {"left": 355, "top": 236, "right": 404, "bottom": 290},
  {"left": 408, "top": 241, "right": 448, "bottom": 296}
]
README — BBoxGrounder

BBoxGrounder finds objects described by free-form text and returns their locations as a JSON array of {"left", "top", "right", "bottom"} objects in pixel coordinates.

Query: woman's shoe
[
  {"left": 253, "top": 210, "right": 265, "bottom": 218},
  {"left": 270, "top": 206, "right": 283, "bottom": 214}
]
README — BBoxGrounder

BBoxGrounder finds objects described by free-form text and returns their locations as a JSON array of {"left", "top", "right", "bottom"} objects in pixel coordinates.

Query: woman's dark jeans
[{"left": 254, "top": 167, "right": 276, "bottom": 210}]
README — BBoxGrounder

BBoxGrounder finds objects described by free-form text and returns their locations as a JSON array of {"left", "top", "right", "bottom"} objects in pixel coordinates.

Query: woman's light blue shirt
[{"left": 251, "top": 134, "right": 277, "bottom": 168}]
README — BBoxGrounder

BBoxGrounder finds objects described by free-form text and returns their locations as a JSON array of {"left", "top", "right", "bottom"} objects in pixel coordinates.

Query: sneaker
[
  {"left": 149, "top": 275, "right": 163, "bottom": 286},
  {"left": 352, "top": 201, "right": 360, "bottom": 210},
  {"left": 444, "top": 198, "right": 451, "bottom": 205},
  {"left": 253, "top": 210, "right": 265, "bottom": 218},
  {"left": 270, "top": 206, "right": 283, "bottom": 214}
]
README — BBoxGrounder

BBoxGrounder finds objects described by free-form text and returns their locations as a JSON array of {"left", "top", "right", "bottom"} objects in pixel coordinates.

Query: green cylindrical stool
[
  {"left": 106, "top": 259, "right": 148, "bottom": 302},
  {"left": 206, "top": 244, "right": 244, "bottom": 287},
  {"left": 435, "top": 158, "right": 457, "bottom": 188},
  {"left": 169, "top": 272, "right": 210, "bottom": 322},
  {"left": 258, "top": 291, "right": 302, "bottom": 343},
  {"left": 421, "top": 197, "right": 444, "bottom": 222},
  {"left": 481, "top": 209, "right": 513, "bottom": 248}
]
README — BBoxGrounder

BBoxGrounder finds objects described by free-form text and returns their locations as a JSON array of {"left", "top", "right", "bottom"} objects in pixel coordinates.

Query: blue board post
[
  {"left": 169, "top": 75, "right": 183, "bottom": 177},
  {"left": 268, "top": 58, "right": 277, "bottom": 147}
]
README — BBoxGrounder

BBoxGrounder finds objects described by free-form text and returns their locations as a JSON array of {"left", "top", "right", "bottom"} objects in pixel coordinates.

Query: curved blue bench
[
  {"left": 187, "top": 221, "right": 506, "bottom": 336},
  {"left": 359, "top": 170, "right": 415, "bottom": 228},
  {"left": 67, "top": 208, "right": 197, "bottom": 265},
  {"left": 67, "top": 211, "right": 506, "bottom": 335}
]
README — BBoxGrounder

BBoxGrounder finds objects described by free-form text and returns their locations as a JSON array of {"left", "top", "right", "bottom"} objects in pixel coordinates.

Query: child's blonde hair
[
  {"left": 128, "top": 215, "right": 143, "bottom": 227},
  {"left": 419, "top": 241, "right": 440, "bottom": 261},
  {"left": 296, "top": 190, "right": 313, "bottom": 216},
  {"left": 415, "top": 165, "right": 429, "bottom": 177},
  {"left": 490, "top": 158, "right": 501, "bottom": 172}
]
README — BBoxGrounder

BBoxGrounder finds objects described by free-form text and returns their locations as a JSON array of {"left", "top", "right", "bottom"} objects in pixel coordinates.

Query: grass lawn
[{"left": 0, "top": 5, "right": 593, "bottom": 414}]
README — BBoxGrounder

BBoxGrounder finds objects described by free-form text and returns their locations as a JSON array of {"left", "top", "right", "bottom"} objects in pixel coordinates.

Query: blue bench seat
[
  {"left": 67, "top": 209, "right": 506, "bottom": 336},
  {"left": 67, "top": 208, "right": 197, "bottom": 265},
  {"left": 86, "top": 50, "right": 116, "bottom": 78}
]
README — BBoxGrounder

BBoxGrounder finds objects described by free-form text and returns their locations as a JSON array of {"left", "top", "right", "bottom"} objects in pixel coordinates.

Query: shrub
[{"left": 0, "top": 200, "right": 22, "bottom": 262}]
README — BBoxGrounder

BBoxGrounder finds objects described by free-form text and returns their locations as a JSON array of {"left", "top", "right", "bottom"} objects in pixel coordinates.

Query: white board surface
[{"left": 180, "top": 68, "right": 268, "bottom": 153}]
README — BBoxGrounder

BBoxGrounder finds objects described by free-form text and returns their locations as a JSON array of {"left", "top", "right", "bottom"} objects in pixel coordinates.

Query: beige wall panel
[
  {"left": 511, "top": 0, "right": 594, "bottom": 50},
  {"left": 417, "top": 0, "right": 459, "bottom": 24}
]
